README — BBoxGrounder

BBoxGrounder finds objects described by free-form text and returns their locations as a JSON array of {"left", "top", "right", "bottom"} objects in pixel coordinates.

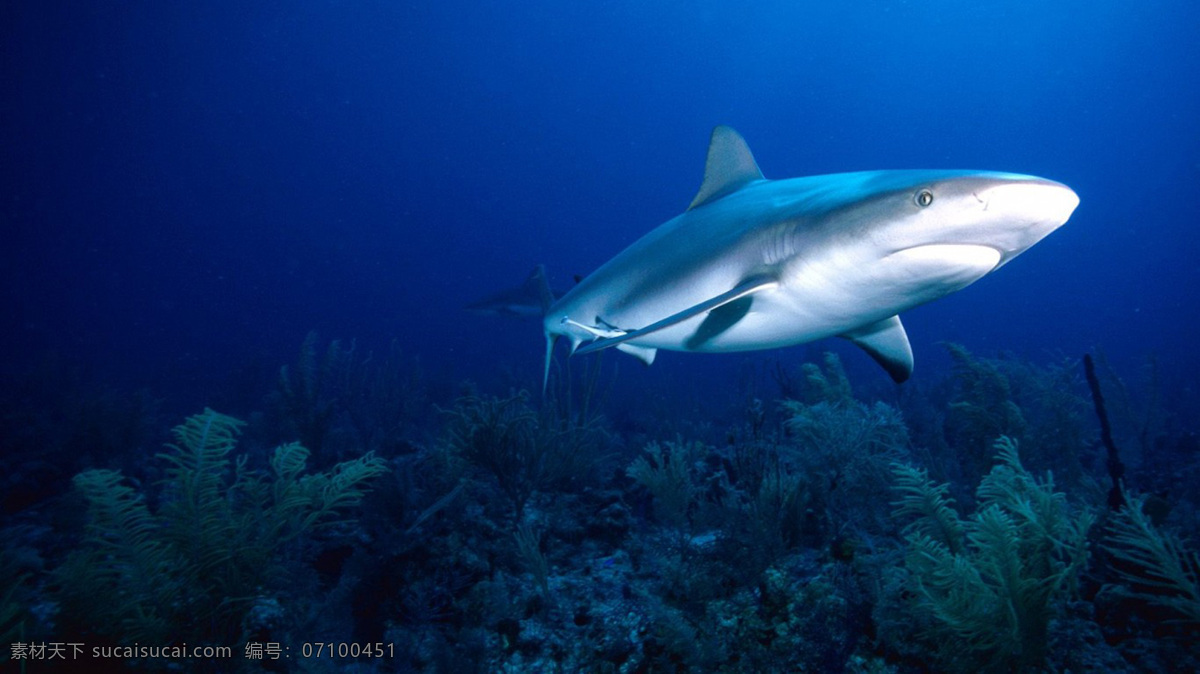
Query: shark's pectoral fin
[
  {"left": 685, "top": 295, "right": 753, "bottom": 350},
  {"left": 575, "top": 274, "right": 778, "bottom": 357},
  {"left": 688, "top": 126, "right": 765, "bottom": 210},
  {"left": 840, "top": 316, "right": 914, "bottom": 383}
]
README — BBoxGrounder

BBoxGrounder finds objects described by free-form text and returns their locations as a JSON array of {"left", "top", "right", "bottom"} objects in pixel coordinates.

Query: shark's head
[
  {"left": 853, "top": 170, "right": 1079, "bottom": 271},
  {"left": 765, "top": 170, "right": 1079, "bottom": 325}
]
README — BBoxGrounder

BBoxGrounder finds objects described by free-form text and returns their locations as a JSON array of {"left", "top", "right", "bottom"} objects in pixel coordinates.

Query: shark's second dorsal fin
[{"left": 688, "top": 126, "right": 765, "bottom": 210}]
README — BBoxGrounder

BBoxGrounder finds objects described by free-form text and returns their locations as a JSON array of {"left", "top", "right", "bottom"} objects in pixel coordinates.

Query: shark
[
  {"left": 538, "top": 126, "right": 1079, "bottom": 388},
  {"left": 467, "top": 265, "right": 561, "bottom": 319}
]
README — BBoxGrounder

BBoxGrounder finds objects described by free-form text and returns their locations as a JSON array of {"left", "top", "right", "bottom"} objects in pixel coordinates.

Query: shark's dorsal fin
[
  {"left": 575, "top": 274, "right": 778, "bottom": 356},
  {"left": 840, "top": 316, "right": 914, "bottom": 383},
  {"left": 688, "top": 126, "right": 765, "bottom": 210}
]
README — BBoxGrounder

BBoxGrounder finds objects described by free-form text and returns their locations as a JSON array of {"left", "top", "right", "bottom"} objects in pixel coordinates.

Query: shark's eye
[{"left": 915, "top": 189, "right": 934, "bottom": 207}]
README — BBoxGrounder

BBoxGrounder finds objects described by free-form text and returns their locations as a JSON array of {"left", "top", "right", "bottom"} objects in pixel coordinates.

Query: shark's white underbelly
[{"left": 613, "top": 242, "right": 1002, "bottom": 353}]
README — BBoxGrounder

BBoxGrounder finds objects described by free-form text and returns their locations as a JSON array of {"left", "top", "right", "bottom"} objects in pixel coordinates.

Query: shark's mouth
[{"left": 889, "top": 243, "right": 1003, "bottom": 274}]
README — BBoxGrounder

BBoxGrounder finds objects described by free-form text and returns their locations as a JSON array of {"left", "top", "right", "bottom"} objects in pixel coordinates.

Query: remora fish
[{"left": 539, "top": 126, "right": 1078, "bottom": 387}]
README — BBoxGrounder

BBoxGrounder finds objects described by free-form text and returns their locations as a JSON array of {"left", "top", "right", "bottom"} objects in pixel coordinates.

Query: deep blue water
[
  {"left": 4, "top": 1, "right": 1198, "bottom": 411},
  {"left": 4, "top": 3, "right": 1200, "bottom": 671}
]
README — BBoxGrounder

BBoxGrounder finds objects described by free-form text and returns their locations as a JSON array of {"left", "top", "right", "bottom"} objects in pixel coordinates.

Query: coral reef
[
  {"left": 3, "top": 344, "right": 1196, "bottom": 672},
  {"left": 1102, "top": 489, "right": 1200, "bottom": 626},
  {"left": 54, "top": 408, "right": 387, "bottom": 651},
  {"left": 942, "top": 343, "right": 1028, "bottom": 480},
  {"left": 890, "top": 437, "right": 1094, "bottom": 672},
  {"left": 444, "top": 390, "right": 608, "bottom": 520}
]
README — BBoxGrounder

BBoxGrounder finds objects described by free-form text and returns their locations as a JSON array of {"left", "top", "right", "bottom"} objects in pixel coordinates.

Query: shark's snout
[
  {"left": 984, "top": 179, "right": 1080, "bottom": 227},
  {"left": 1055, "top": 186, "right": 1081, "bottom": 226},
  {"left": 961, "top": 178, "right": 1078, "bottom": 267}
]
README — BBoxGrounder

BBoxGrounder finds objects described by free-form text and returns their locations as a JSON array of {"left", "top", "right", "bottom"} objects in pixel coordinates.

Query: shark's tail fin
[
  {"left": 464, "top": 265, "right": 556, "bottom": 319},
  {"left": 543, "top": 330, "right": 558, "bottom": 396},
  {"left": 534, "top": 265, "right": 557, "bottom": 395},
  {"left": 528, "top": 264, "right": 554, "bottom": 315}
]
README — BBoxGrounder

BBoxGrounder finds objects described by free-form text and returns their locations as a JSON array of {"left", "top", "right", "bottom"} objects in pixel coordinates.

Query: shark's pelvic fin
[
  {"left": 688, "top": 126, "right": 766, "bottom": 210},
  {"left": 616, "top": 343, "right": 657, "bottom": 365},
  {"left": 839, "top": 316, "right": 914, "bottom": 383},
  {"left": 576, "top": 274, "right": 778, "bottom": 356}
]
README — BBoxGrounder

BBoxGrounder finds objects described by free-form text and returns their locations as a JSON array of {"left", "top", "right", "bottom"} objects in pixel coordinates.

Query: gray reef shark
[{"left": 538, "top": 126, "right": 1079, "bottom": 388}]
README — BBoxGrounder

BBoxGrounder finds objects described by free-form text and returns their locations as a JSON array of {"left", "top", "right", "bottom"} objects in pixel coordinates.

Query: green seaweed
[
  {"left": 1102, "top": 488, "right": 1200, "bottom": 626},
  {"left": 783, "top": 397, "right": 909, "bottom": 536},
  {"left": 444, "top": 391, "right": 606, "bottom": 519},
  {"left": 274, "top": 332, "right": 342, "bottom": 456},
  {"left": 892, "top": 437, "right": 1093, "bottom": 672},
  {"left": 0, "top": 549, "right": 33, "bottom": 672},
  {"left": 943, "top": 343, "right": 1027, "bottom": 462},
  {"left": 891, "top": 462, "right": 964, "bottom": 554},
  {"left": 627, "top": 438, "right": 704, "bottom": 533},
  {"left": 797, "top": 351, "right": 854, "bottom": 405},
  {"left": 55, "top": 408, "right": 387, "bottom": 651}
]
